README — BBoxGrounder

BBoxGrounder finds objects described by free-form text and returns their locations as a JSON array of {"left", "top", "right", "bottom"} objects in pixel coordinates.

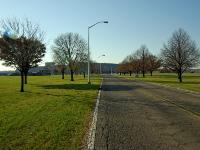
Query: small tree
[
  {"left": 116, "top": 62, "right": 128, "bottom": 75},
  {"left": 23, "top": 38, "right": 45, "bottom": 84},
  {"left": 123, "top": 55, "right": 134, "bottom": 76},
  {"left": 119, "top": 58, "right": 129, "bottom": 75},
  {"left": 57, "top": 65, "right": 66, "bottom": 79},
  {"left": 52, "top": 33, "right": 87, "bottom": 81},
  {"left": 75, "top": 57, "right": 87, "bottom": 78},
  {"left": 135, "top": 45, "right": 150, "bottom": 77},
  {"left": 90, "top": 60, "right": 99, "bottom": 74},
  {"left": 147, "top": 54, "right": 161, "bottom": 76},
  {"left": 161, "top": 28, "right": 200, "bottom": 82},
  {"left": 131, "top": 57, "right": 141, "bottom": 77},
  {"left": 0, "top": 18, "right": 46, "bottom": 92},
  {"left": 52, "top": 46, "right": 67, "bottom": 79}
]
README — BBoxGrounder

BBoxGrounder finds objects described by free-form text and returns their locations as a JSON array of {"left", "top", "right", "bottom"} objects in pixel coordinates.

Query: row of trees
[
  {"left": 117, "top": 28, "right": 200, "bottom": 82},
  {"left": 0, "top": 18, "right": 88, "bottom": 92},
  {"left": 117, "top": 45, "right": 161, "bottom": 77}
]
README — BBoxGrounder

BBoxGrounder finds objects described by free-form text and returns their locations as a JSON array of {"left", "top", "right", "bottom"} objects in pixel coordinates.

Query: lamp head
[{"left": 103, "top": 21, "right": 109, "bottom": 23}]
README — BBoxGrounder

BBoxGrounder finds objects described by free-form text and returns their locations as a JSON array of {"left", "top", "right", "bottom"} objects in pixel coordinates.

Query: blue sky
[{"left": 0, "top": 0, "right": 200, "bottom": 70}]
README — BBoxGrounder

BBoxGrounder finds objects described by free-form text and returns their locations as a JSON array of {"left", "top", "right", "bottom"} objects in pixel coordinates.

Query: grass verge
[
  {"left": 0, "top": 75, "right": 100, "bottom": 150},
  {"left": 114, "top": 72, "right": 200, "bottom": 92}
]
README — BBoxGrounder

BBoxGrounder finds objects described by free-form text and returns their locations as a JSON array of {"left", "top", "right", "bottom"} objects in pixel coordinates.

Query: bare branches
[
  {"left": 52, "top": 32, "right": 87, "bottom": 81},
  {"left": 161, "top": 28, "right": 200, "bottom": 82},
  {"left": 147, "top": 54, "right": 161, "bottom": 76},
  {"left": 117, "top": 45, "right": 160, "bottom": 77},
  {"left": 0, "top": 18, "right": 46, "bottom": 92},
  {"left": 0, "top": 18, "right": 44, "bottom": 41}
]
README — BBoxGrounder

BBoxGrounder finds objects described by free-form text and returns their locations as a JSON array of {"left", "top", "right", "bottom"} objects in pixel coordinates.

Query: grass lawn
[
  {"left": 0, "top": 75, "right": 101, "bottom": 150},
  {"left": 114, "top": 72, "right": 200, "bottom": 92}
]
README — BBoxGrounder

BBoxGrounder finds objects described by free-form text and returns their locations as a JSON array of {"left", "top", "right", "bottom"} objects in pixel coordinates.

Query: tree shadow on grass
[
  {"left": 25, "top": 91, "right": 73, "bottom": 97},
  {"left": 40, "top": 83, "right": 100, "bottom": 90},
  {"left": 25, "top": 91, "right": 96, "bottom": 107}
]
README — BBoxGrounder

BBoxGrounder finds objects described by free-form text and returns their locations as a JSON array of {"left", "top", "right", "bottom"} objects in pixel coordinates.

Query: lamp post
[
  {"left": 88, "top": 21, "right": 108, "bottom": 84},
  {"left": 98, "top": 54, "right": 106, "bottom": 75}
]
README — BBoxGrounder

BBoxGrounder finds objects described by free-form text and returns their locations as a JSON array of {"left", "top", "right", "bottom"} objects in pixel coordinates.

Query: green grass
[
  {"left": 114, "top": 72, "right": 200, "bottom": 92},
  {"left": 0, "top": 75, "right": 101, "bottom": 150}
]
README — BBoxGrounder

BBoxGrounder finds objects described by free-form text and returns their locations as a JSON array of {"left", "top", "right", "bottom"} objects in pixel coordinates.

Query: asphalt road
[{"left": 94, "top": 75, "right": 200, "bottom": 150}]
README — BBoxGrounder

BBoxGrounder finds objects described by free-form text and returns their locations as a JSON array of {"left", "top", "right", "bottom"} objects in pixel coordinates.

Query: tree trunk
[
  {"left": 178, "top": 72, "right": 182, "bottom": 83},
  {"left": 120, "top": 72, "right": 121, "bottom": 75},
  {"left": 70, "top": 70, "right": 74, "bottom": 81},
  {"left": 20, "top": 71, "right": 24, "bottom": 92},
  {"left": 62, "top": 71, "right": 64, "bottom": 79},
  {"left": 179, "top": 76, "right": 182, "bottom": 82},
  {"left": 83, "top": 72, "right": 85, "bottom": 78},
  {"left": 24, "top": 71, "right": 28, "bottom": 84},
  {"left": 130, "top": 71, "right": 132, "bottom": 76},
  {"left": 142, "top": 71, "right": 145, "bottom": 77},
  {"left": 150, "top": 71, "right": 153, "bottom": 76}
]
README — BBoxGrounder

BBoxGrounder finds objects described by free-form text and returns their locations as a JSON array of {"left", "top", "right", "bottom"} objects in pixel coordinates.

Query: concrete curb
[{"left": 87, "top": 78, "right": 103, "bottom": 150}]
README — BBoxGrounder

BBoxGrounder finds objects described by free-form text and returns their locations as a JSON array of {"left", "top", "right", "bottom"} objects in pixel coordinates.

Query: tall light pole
[
  {"left": 88, "top": 21, "right": 108, "bottom": 84},
  {"left": 98, "top": 54, "right": 106, "bottom": 75}
]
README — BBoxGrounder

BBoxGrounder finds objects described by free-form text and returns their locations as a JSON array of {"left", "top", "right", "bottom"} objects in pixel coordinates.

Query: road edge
[
  {"left": 87, "top": 78, "right": 103, "bottom": 150},
  {"left": 114, "top": 75, "right": 200, "bottom": 96}
]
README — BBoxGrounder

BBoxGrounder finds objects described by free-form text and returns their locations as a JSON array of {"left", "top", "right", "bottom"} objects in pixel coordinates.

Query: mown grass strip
[
  {"left": 0, "top": 75, "right": 100, "bottom": 150},
  {"left": 114, "top": 72, "right": 200, "bottom": 92}
]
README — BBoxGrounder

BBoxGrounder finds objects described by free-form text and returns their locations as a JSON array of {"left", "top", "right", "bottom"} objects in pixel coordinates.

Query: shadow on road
[
  {"left": 40, "top": 83, "right": 99, "bottom": 90},
  {"left": 102, "top": 84, "right": 133, "bottom": 91}
]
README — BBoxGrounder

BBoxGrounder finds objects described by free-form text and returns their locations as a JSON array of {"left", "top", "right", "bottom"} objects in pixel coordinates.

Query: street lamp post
[
  {"left": 88, "top": 21, "right": 108, "bottom": 84},
  {"left": 98, "top": 54, "right": 106, "bottom": 75}
]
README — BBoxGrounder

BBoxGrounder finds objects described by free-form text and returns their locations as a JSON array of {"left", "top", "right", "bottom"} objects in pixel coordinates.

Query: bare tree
[
  {"left": 90, "top": 60, "right": 98, "bottom": 74},
  {"left": 23, "top": 38, "right": 45, "bottom": 84},
  {"left": 118, "top": 46, "right": 159, "bottom": 77},
  {"left": 118, "top": 47, "right": 149, "bottom": 77},
  {"left": 52, "top": 46, "right": 67, "bottom": 79},
  {"left": 56, "top": 65, "right": 67, "bottom": 79},
  {"left": 135, "top": 45, "right": 150, "bottom": 77},
  {"left": 116, "top": 62, "right": 128, "bottom": 75},
  {"left": 52, "top": 33, "right": 87, "bottom": 81},
  {"left": 76, "top": 58, "right": 87, "bottom": 78},
  {"left": 122, "top": 55, "right": 134, "bottom": 76},
  {"left": 0, "top": 18, "right": 45, "bottom": 92},
  {"left": 147, "top": 54, "right": 161, "bottom": 76},
  {"left": 131, "top": 57, "right": 141, "bottom": 77},
  {"left": 161, "top": 28, "right": 200, "bottom": 82}
]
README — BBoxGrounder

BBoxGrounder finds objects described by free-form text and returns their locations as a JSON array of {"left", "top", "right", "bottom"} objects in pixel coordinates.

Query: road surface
[{"left": 94, "top": 75, "right": 200, "bottom": 150}]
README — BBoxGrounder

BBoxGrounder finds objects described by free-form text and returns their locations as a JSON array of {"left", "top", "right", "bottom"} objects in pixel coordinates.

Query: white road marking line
[{"left": 87, "top": 78, "right": 103, "bottom": 150}]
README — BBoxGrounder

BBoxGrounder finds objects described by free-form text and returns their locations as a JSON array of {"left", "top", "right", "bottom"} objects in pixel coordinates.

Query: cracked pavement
[{"left": 94, "top": 75, "right": 200, "bottom": 150}]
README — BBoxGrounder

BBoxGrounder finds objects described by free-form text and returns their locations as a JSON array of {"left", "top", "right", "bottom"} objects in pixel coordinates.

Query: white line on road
[{"left": 87, "top": 78, "right": 103, "bottom": 150}]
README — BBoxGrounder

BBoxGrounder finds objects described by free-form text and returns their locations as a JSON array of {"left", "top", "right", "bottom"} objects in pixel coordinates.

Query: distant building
[
  {"left": 6, "top": 62, "right": 118, "bottom": 76},
  {"left": 90, "top": 63, "right": 118, "bottom": 74},
  {"left": 189, "top": 67, "right": 200, "bottom": 73},
  {"left": 29, "top": 66, "right": 50, "bottom": 75},
  {"left": 100, "top": 63, "right": 118, "bottom": 74},
  {"left": 0, "top": 71, "right": 15, "bottom": 76},
  {"left": 28, "top": 62, "right": 57, "bottom": 75}
]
